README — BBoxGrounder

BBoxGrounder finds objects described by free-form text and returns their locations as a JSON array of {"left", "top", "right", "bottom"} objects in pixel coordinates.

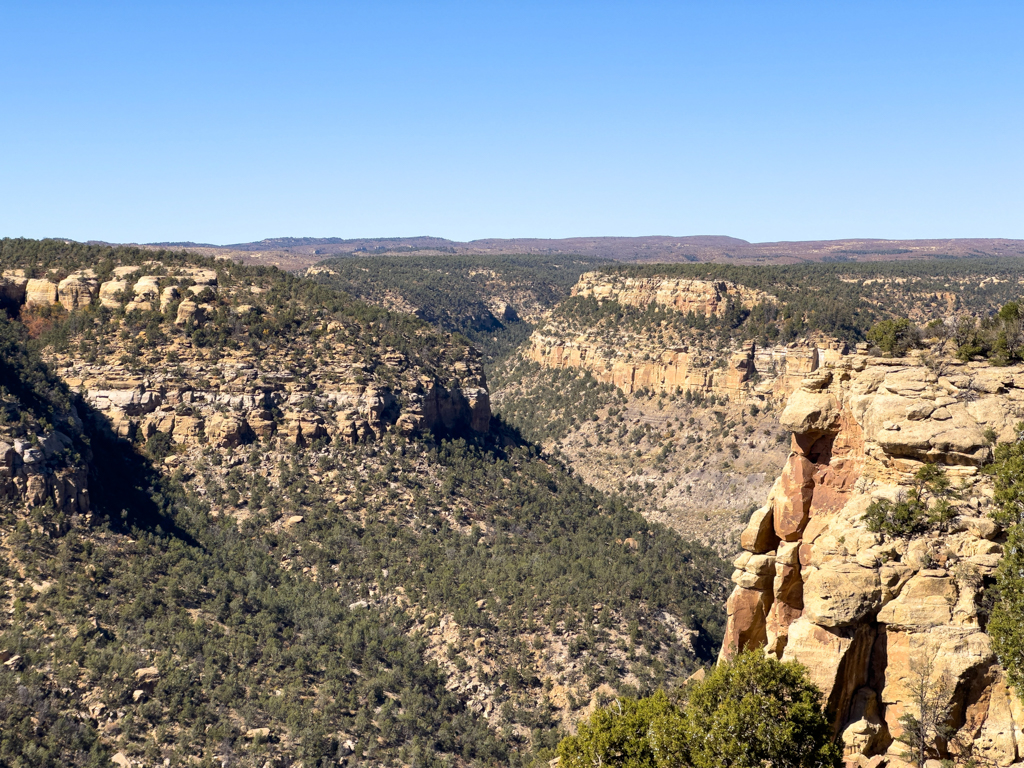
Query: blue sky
[{"left": 1, "top": 1, "right": 1021, "bottom": 244}]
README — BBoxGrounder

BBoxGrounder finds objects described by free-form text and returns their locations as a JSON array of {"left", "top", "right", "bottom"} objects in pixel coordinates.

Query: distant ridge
[{"left": 127, "top": 235, "right": 1024, "bottom": 272}]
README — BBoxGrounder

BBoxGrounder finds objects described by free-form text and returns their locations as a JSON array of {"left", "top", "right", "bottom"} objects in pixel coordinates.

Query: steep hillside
[
  {"left": 722, "top": 350, "right": 1024, "bottom": 766},
  {"left": 0, "top": 239, "right": 728, "bottom": 767}
]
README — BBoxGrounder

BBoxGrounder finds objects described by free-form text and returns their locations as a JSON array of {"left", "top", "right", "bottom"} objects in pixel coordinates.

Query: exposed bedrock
[{"left": 720, "top": 351, "right": 1024, "bottom": 766}]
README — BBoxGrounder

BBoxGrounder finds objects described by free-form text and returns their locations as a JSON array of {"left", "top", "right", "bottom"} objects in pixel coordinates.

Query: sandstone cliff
[
  {"left": 571, "top": 271, "right": 776, "bottom": 316},
  {"left": 529, "top": 272, "right": 847, "bottom": 403},
  {"left": 10, "top": 263, "right": 491, "bottom": 450},
  {"left": 722, "top": 351, "right": 1024, "bottom": 766}
]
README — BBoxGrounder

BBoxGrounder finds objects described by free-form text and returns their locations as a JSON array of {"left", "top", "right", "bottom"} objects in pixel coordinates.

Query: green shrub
[
  {"left": 557, "top": 651, "right": 840, "bottom": 768},
  {"left": 864, "top": 464, "right": 958, "bottom": 538},
  {"left": 867, "top": 317, "right": 919, "bottom": 357}
]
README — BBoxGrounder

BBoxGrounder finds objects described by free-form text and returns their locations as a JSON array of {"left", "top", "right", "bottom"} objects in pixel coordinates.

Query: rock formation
[
  {"left": 13, "top": 263, "right": 494, "bottom": 451},
  {"left": 0, "top": 432, "right": 90, "bottom": 524},
  {"left": 722, "top": 350, "right": 1024, "bottom": 766},
  {"left": 0, "top": 270, "right": 28, "bottom": 305},
  {"left": 25, "top": 277, "right": 58, "bottom": 307},
  {"left": 57, "top": 273, "right": 98, "bottom": 311},
  {"left": 571, "top": 272, "right": 776, "bottom": 316},
  {"left": 528, "top": 273, "right": 847, "bottom": 402}
]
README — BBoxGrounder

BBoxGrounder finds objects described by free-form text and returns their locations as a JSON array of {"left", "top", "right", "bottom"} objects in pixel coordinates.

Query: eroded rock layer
[
  {"left": 571, "top": 272, "right": 776, "bottom": 316},
  {"left": 722, "top": 351, "right": 1024, "bottom": 766},
  {"left": 10, "top": 264, "right": 491, "bottom": 451}
]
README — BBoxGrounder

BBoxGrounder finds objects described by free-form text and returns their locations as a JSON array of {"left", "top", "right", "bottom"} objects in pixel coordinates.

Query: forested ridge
[{"left": 588, "top": 259, "right": 1024, "bottom": 343}]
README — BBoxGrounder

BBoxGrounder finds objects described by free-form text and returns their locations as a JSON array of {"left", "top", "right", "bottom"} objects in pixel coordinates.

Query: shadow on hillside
[{"left": 79, "top": 398, "right": 199, "bottom": 547}]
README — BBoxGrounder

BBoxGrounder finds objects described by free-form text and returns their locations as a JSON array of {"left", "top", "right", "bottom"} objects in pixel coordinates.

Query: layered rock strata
[
  {"left": 571, "top": 272, "right": 776, "bottom": 316},
  {"left": 3, "top": 263, "right": 491, "bottom": 448},
  {"left": 721, "top": 351, "right": 1024, "bottom": 766},
  {"left": 528, "top": 273, "right": 848, "bottom": 402},
  {"left": 528, "top": 334, "right": 849, "bottom": 401}
]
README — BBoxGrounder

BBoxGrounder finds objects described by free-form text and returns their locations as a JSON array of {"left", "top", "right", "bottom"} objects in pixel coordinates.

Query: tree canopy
[{"left": 557, "top": 650, "right": 841, "bottom": 768}]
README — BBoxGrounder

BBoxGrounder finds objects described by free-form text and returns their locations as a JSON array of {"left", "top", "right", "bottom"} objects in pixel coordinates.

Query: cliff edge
[{"left": 722, "top": 351, "right": 1024, "bottom": 766}]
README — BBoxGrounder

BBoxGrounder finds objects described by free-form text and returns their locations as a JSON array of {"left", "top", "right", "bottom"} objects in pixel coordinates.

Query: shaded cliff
[{"left": 723, "top": 351, "right": 1024, "bottom": 766}]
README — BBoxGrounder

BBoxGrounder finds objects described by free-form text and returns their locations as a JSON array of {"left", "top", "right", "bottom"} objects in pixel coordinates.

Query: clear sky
[{"left": 1, "top": 1, "right": 1021, "bottom": 245}]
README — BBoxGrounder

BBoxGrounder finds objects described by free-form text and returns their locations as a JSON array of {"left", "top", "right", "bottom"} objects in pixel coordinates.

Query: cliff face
[
  {"left": 722, "top": 352, "right": 1024, "bottom": 766},
  {"left": 11, "top": 264, "right": 491, "bottom": 453},
  {"left": 0, "top": 421, "right": 90, "bottom": 530},
  {"left": 571, "top": 272, "right": 776, "bottom": 316},
  {"left": 527, "top": 333, "right": 849, "bottom": 401},
  {"left": 529, "top": 273, "right": 845, "bottom": 402}
]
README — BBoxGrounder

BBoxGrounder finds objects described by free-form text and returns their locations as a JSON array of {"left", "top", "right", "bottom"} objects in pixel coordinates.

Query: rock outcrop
[
  {"left": 528, "top": 334, "right": 852, "bottom": 401},
  {"left": 0, "top": 270, "right": 28, "bottom": 305},
  {"left": 25, "top": 278, "right": 58, "bottom": 307},
  {"left": 526, "top": 272, "right": 849, "bottom": 402},
  {"left": 58, "top": 273, "right": 98, "bottom": 311},
  {"left": 35, "top": 263, "right": 492, "bottom": 450},
  {"left": 721, "top": 351, "right": 1024, "bottom": 766},
  {"left": 571, "top": 272, "right": 776, "bottom": 316}
]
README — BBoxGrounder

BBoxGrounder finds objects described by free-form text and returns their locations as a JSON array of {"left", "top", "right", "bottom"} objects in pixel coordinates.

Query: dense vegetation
[
  {"left": 0, "top": 238, "right": 469, "bottom": 379},
  {"left": 988, "top": 425, "right": 1024, "bottom": 701},
  {"left": 489, "top": 359, "right": 623, "bottom": 444},
  {"left": 557, "top": 651, "right": 840, "bottom": 768},
  {"left": 310, "top": 253, "right": 611, "bottom": 365}
]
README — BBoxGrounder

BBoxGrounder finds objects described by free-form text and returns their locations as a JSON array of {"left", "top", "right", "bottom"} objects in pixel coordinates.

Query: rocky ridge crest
[
  {"left": 571, "top": 271, "right": 777, "bottom": 316},
  {"left": 5, "top": 263, "right": 491, "bottom": 452}
]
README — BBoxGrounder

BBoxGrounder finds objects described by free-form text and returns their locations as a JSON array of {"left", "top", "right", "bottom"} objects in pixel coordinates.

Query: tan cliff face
[
  {"left": 722, "top": 351, "right": 1024, "bottom": 766},
  {"left": 571, "top": 271, "right": 776, "bottom": 316},
  {"left": 529, "top": 274, "right": 847, "bottom": 402},
  {"left": 527, "top": 334, "right": 850, "bottom": 401}
]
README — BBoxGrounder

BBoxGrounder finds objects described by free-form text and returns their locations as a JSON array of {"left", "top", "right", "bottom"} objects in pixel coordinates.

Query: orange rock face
[{"left": 720, "top": 352, "right": 1024, "bottom": 765}]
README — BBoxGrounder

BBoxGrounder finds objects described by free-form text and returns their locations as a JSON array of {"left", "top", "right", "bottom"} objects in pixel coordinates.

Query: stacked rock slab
[{"left": 721, "top": 351, "right": 1024, "bottom": 766}]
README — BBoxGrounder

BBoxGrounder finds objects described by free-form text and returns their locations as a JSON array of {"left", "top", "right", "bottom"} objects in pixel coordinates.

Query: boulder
[
  {"left": 175, "top": 300, "right": 207, "bottom": 325},
  {"left": 740, "top": 505, "right": 779, "bottom": 553},
  {"left": 160, "top": 285, "right": 180, "bottom": 310},
  {"left": 206, "top": 412, "right": 249, "bottom": 447},
  {"left": 171, "top": 416, "right": 204, "bottom": 444},
  {"left": 99, "top": 279, "right": 128, "bottom": 308},
  {"left": 780, "top": 390, "right": 839, "bottom": 436},
  {"left": 133, "top": 275, "right": 160, "bottom": 298}
]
